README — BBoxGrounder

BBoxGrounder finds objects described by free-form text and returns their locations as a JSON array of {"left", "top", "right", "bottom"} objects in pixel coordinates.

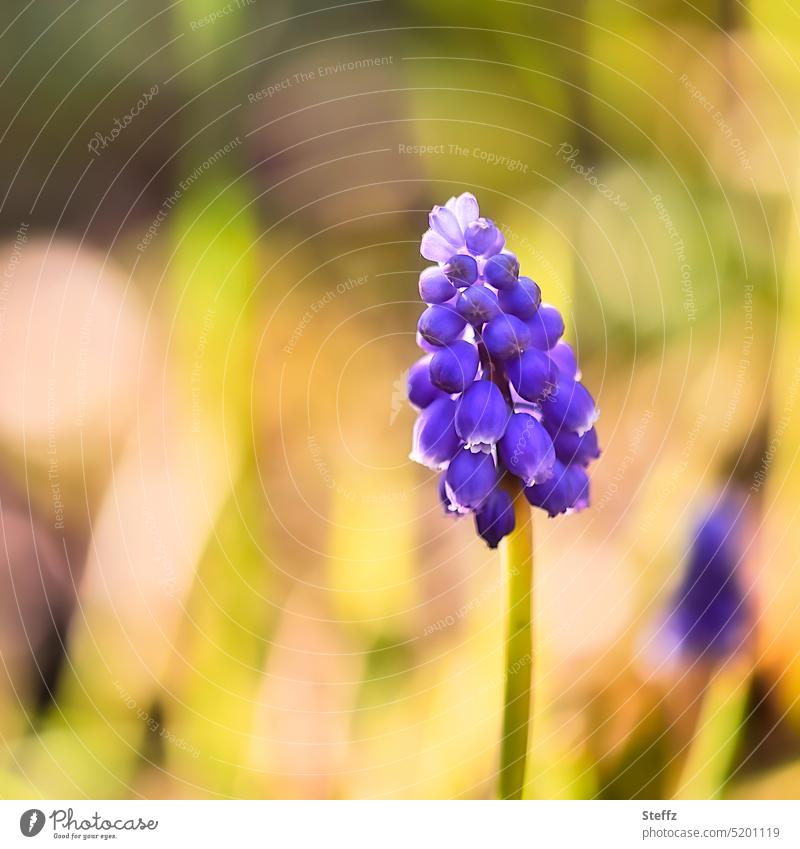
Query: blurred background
[{"left": 0, "top": 0, "right": 799, "bottom": 800}]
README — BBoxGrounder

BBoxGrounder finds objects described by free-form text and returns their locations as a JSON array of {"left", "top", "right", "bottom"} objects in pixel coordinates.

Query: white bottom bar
[{"left": 2, "top": 800, "right": 796, "bottom": 848}]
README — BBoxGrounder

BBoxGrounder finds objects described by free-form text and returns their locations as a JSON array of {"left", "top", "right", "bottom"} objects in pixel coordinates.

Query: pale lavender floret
[
  {"left": 429, "top": 205, "right": 464, "bottom": 247},
  {"left": 421, "top": 193, "right": 481, "bottom": 261},
  {"left": 446, "top": 192, "right": 480, "bottom": 229},
  {"left": 420, "top": 229, "right": 457, "bottom": 262}
]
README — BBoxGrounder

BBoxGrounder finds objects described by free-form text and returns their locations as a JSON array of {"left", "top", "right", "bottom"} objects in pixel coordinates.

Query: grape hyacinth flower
[
  {"left": 666, "top": 498, "right": 750, "bottom": 663},
  {"left": 409, "top": 192, "right": 600, "bottom": 545},
  {"left": 407, "top": 192, "right": 601, "bottom": 799},
  {"left": 661, "top": 496, "right": 753, "bottom": 800}
]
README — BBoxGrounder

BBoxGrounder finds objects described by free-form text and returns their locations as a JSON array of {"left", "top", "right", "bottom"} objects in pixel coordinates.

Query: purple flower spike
[
  {"left": 526, "top": 304, "right": 565, "bottom": 350},
  {"left": 418, "top": 304, "right": 467, "bottom": 347},
  {"left": 408, "top": 193, "right": 600, "bottom": 545},
  {"left": 419, "top": 265, "right": 457, "bottom": 304},
  {"left": 505, "top": 348, "right": 558, "bottom": 403},
  {"left": 456, "top": 285, "right": 501, "bottom": 326},
  {"left": 498, "top": 276, "right": 542, "bottom": 319},
  {"left": 475, "top": 488, "right": 516, "bottom": 548},
  {"left": 430, "top": 340, "right": 480, "bottom": 394},
  {"left": 445, "top": 448, "right": 498, "bottom": 511},
  {"left": 541, "top": 378, "right": 598, "bottom": 436},
  {"left": 455, "top": 380, "right": 510, "bottom": 452},
  {"left": 482, "top": 314, "right": 532, "bottom": 360},
  {"left": 409, "top": 396, "right": 461, "bottom": 469},
  {"left": 499, "top": 413, "right": 556, "bottom": 486},
  {"left": 443, "top": 253, "right": 479, "bottom": 288},
  {"left": 407, "top": 355, "right": 445, "bottom": 409},
  {"left": 483, "top": 251, "right": 520, "bottom": 290}
]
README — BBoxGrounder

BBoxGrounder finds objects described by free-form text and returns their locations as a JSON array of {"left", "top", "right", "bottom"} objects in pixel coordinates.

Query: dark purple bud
[
  {"left": 444, "top": 253, "right": 479, "bottom": 288},
  {"left": 409, "top": 396, "right": 461, "bottom": 469},
  {"left": 483, "top": 251, "right": 520, "bottom": 290},
  {"left": 667, "top": 499, "right": 749, "bottom": 661},
  {"left": 525, "top": 461, "right": 590, "bottom": 517},
  {"left": 416, "top": 330, "right": 440, "bottom": 353},
  {"left": 445, "top": 448, "right": 498, "bottom": 511},
  {"left": 475, "top": 488, "right": 515, "bottom": 548},
  {"left": 419, "top": 266, "right": 457, "bottom": 304},
  {"left": 498, "top": 276, "right": 542, "bottom": 319},
  {"left": 418, "top": 304, "right": 467, "bottom": 347},
  {"left": 526, "top": 303, "right": 564, "bottom": 350},
  {"left": 541, "top": 378, "right": 598, "bottom": 436},
  {"left": 505, "top": 348, "right": 558, "bottom": 402},
  {"left": 498, "top": 412, "right": 556, "bottom": 486},
  {"left": 455, "top": 379, "right": 510, "bottom": 452},
  {"left": 548, "top": 340, "right": 579, "bottom": 380},
  {"left": 407, "top": 355, "right": 445, "bottom": 409},
  {"left": 464, "top": 218, "right": 502, "bottom": 256},
  {"left": 429, "top": 205, "right": 464, "bottom": 247},
  {"left": 429, "top": 340, "right": 480, "bottom": 393},
  {"left": 456, "top": 285, "right": 501, "bottom": 325},
  {"left": 482, "top": 313, "right": 531, "bottom": 360}
]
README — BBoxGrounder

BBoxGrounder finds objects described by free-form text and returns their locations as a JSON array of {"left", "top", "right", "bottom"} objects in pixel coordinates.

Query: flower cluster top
[{"left": 408, "top": 192, "right": 600, "bottom": 548}]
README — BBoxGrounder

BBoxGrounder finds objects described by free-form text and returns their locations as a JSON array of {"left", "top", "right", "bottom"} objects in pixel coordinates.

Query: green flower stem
[
  {"left": 674, "top": 661, "right": 750, "bottom": 799},
  {"left": 499, "top": 481, "right": 534, "bottom": 800}
]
